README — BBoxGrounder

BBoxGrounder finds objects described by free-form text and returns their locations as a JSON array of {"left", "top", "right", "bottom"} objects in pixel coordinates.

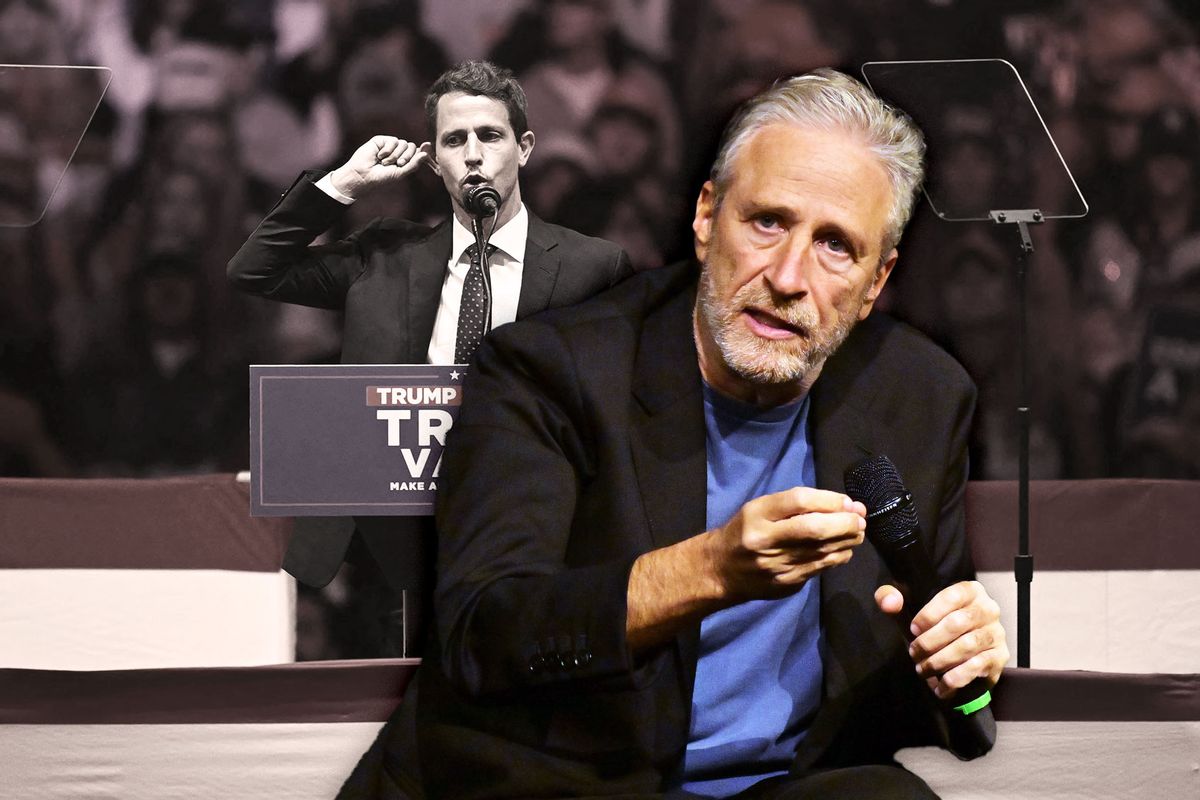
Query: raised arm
[{"left": 226, "top": 137, "right": 430, "bottom": 308}]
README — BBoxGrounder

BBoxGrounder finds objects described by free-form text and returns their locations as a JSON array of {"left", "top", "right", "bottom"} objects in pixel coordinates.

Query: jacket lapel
[
  {"left": 407, "top": 222, "right": 453, "bottom": 362},
  {"left": 811, "top": 332, "right": 878, "bottom": 698},
  {"left": 626, "top": 264, "right": 707, "bottom": 709},
  {"left": 516, "top": 215, "right": 562, "bottom": 318},
  {"left": 628, "top": 270, "right": 707, "bottom": 552},
  {"left": 797, "top": 321, "right": 895, "bottom": 766}
]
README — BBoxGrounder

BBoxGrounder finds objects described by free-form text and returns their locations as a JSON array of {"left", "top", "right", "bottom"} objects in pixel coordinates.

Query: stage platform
[{"left": 2, "top": 475, "right": 1197, "bottom": 797}]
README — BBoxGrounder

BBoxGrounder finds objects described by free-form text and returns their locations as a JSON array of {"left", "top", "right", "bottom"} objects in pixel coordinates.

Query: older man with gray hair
[{"left": 397, "top": 68, "right": 1007, "bottom": 799}]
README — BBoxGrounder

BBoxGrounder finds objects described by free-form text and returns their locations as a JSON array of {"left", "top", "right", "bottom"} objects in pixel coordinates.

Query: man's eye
[
  {"left": 825, "top": 238, "right": 848, "bottom": 254},
  {"left": 753, "top": 214, "right": 781, "bottom": 231},
  {"left": 443, "top": 136, "right": 463, "bottom": 147}
]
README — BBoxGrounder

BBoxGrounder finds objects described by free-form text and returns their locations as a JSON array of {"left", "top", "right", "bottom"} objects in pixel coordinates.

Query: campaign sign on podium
[{"left": 249, "top": 364, "right": 466, "bottom": 516}]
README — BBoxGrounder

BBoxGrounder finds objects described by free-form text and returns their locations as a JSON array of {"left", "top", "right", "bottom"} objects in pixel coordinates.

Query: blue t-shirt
[{"left": 678, "top": 384, "right": 823, "bottom": 798}]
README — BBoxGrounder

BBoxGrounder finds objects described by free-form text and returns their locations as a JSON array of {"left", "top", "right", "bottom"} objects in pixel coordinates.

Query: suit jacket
[
  {"left": 410, "top": 261, "right": 993, "bottom": 798},
  {"left": 227, "top": 171, "right": 633, "bottom": 590}
]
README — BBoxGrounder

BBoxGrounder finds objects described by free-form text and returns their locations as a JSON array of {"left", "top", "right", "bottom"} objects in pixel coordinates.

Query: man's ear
[
  {"left": 858, "top": 248, "right": 898, "bottom": 320},
  {"left": 517, "top": 130, "right": 535, "bottom": 167},
  {"left": 693, "top": 181, "right": 716, "bottom": 262},
  {"left": 420, "top": 141, "right": 440, "bottom": 176}
]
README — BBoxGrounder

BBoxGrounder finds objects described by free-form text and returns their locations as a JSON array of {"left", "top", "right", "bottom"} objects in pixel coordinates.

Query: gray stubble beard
[{"left": 696, "top": 262, "right": 862, "bottom": 388}]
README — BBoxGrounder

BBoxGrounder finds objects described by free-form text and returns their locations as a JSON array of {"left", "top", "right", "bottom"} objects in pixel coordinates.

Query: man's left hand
[{"left": 875, "top": 581, "right": 1009, "bottom": 700}]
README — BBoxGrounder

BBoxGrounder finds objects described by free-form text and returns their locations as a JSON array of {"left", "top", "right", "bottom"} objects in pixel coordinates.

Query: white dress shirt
[{"left": 316, "top": 173, "right": 528, "bottom": 365}]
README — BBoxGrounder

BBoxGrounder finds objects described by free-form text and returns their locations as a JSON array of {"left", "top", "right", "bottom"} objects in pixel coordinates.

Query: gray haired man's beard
[{"left": 696, "top": 264, "right": 862, "bottom": 387}]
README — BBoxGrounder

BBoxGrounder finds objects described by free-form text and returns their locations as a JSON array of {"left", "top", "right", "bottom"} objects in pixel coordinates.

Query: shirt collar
[{"left": 450, "top": 203, "right": 529, "bottom": 265}]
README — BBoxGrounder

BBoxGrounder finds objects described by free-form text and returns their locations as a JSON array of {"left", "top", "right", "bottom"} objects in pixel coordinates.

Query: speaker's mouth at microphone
[{"left": 462, "top": 183, "right": 501, "bottom": 217}]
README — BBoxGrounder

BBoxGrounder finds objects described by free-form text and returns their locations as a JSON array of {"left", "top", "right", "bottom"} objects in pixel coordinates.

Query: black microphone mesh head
[
  {"left": 463, "top": 184, "right": 501, "bottom": 216},
  {"left": 843, "top": 455, "right": 919, "bottom": 548}
]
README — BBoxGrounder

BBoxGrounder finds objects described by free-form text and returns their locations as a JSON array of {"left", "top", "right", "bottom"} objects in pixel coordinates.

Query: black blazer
[
  {"left": 227, "top": 172, "right": 632, "bottom": 589},
  {"left": 412, "top": 261, "right": 992, "bottom": 798}
]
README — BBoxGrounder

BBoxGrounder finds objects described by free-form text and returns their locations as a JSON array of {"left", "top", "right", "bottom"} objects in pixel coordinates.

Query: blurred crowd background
[{"left": 1, "top": 0, "right": 1198, "bottom": 621}]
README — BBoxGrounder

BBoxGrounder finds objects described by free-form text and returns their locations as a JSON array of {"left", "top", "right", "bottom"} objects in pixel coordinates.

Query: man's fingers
[
  {"left": 375, "top": 138, "right": 398, "bottom": 163},
  {"left": 753, "top": 487, "right": 865, "bottom": 521},
  {"left": 780, "top": 510, "right": 866, "bottom": 543},
  {"left": 379, "top": 143, "right": 403, "bottom": 165},
  {"left": 359, "top": 137, "right": 430, "bottom": 171},
  {"left": 737, "top": 487, "right": 866, "bottom": 553},
  {"left": 394, "top": 144, "right": 420, "bottom": 168},
  {"left": 378, "top": 140, "right": 420, "bottom": 167},
  {"left": 762, "top": 547, "right": 856, "bottom": 587},
  {"left": 875, "top": 584, "right": 904, "bottom": 615},
  {"left": 910, "top": 590, "right": 998, "bottom": 660},
  {"left": 905, "top": 580, "right": 1008, "bottom": 693},
  {"left": 364, "top": 135, "right": 398, "bottom": 162},
  {"left": 909, "top": 580, "right": 983, "bottom": 638},
  {"left": 927, "top": 645, "right": 1007, "bottom": 698},
  {"left": 912, "top": 621, "right": 1002, "bottom": 677},
  {"left": 746, "top": 511, "right": 865, "bottom": 553}
]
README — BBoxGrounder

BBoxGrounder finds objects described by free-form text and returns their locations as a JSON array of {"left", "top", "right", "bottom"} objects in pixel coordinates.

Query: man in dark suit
[
  {"left": 227, "top": 61, "right": 631, "bottom": 654},
  {"left": 408, "top": 69, "right": 1008, "bottom": 798}
]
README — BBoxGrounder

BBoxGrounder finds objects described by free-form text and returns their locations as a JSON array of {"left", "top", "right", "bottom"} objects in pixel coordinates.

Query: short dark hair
[{"left": 424, "top": 60, "right": 529, "bottom": 140}]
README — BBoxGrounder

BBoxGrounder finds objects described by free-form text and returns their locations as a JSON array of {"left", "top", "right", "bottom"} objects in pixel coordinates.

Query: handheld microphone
[
  {"left": 462, "top": 184, "right": 501, "bottom": 217},
  {"left": 844, "top": 455, "right": 992, "bottom": 716}
]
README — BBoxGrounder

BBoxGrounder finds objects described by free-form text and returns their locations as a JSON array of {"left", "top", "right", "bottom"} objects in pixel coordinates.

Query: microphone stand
[
  {"left": 857, "top": 57, "right": 1090, "bottom": 671},
  {"left": 988, "top": 208, "right": 1043, "bottom": 669},
  {"left": 471, "top": 212, "right": 497, "bottom": 332}
]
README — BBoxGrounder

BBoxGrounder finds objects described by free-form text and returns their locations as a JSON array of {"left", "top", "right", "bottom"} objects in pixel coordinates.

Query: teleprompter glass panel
[
  {"left": 0, "top": 64, "right": 112, "bottom": 227},
  {"left": 862, "top": 59, "right": 1087, "bottom": 222}
]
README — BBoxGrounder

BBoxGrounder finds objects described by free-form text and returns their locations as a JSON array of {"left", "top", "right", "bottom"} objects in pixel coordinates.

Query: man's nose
[
  {"left": 464, "top": 135, "right": 483, "bottom": 164},
  {"left": 763, "top": 234, "right": 813, "bottom": 297}
]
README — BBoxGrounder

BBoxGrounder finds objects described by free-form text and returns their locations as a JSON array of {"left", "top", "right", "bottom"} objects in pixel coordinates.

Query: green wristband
[{"left": 953, "top": 690, "right": 992, "bottom": 715}]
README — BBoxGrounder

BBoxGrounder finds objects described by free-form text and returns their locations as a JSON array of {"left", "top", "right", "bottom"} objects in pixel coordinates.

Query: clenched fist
[{"left": 329, "top": 136, "right": 433, "bottom": 200}]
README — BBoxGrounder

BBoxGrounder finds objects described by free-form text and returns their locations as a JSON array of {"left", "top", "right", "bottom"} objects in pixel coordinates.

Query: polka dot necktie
[{"left": 454, "top": 243, "right": 497, "bottom": 364}]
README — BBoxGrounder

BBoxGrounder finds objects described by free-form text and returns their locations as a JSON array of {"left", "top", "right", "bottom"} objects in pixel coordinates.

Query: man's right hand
[
  {"left": 329, "top": 136, "right": 432, "bottom": 200},
  {"left": 708, "top": 487, "right": 867, "bottom": 602},
  {"left": 626, "top": 487, "right": 866, "bottom": 653}
]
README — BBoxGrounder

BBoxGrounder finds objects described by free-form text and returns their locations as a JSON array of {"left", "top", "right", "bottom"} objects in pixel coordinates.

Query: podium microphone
[
  {"left": 463, "top": 184, "right": 500, "bottom": 323},
  {"left": 463, "top": 184, "right": 501, "bottom": 217},
  {"left": 844, "top": 454, "right": 993, "bottom": 717}
]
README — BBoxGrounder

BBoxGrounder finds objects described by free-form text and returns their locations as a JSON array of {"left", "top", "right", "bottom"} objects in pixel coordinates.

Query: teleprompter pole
[{"left": 989, "top": 209, "right": 1042, "bottom": 669}]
